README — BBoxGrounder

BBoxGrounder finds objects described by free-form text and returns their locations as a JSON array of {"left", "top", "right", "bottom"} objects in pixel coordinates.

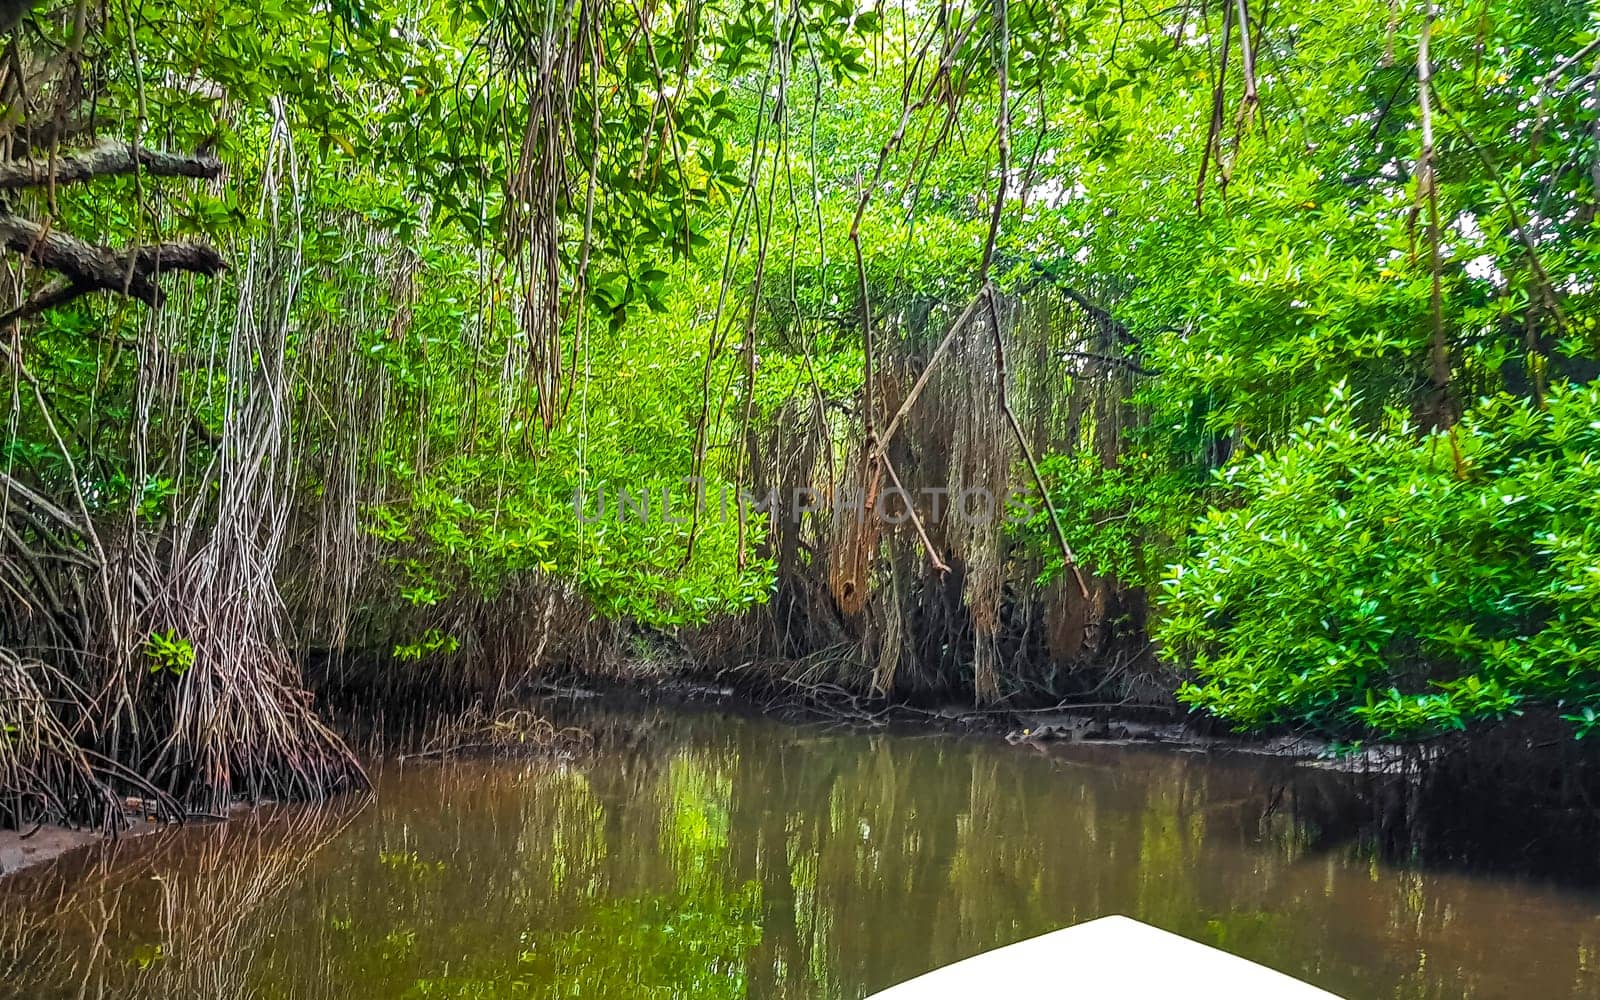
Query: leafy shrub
[
  {"left": 1158, "top": 381, "right": 1600, "bottom": 740},
  {"left": 1030, "top": 447, "right": 1208, "bottom": 588}
]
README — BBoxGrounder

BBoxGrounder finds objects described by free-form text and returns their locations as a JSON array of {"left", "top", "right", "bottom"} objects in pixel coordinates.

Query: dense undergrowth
[
  {"left": 1161, "top": 382, "right": 1600, "bottom": 738},
  {"left": 1, "top": 0, "right": 1599, "bottom": 829}
]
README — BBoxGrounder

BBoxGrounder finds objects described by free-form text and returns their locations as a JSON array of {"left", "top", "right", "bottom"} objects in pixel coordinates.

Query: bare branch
[
  {"left": 985, "top": 286, "right": 1091, "bottom": 600},
  {"left": 0, "top": 213, "right": 226, "bottom": 320},
  {"left": 0, "top": 139, "right": 222, "bottom": 189},
  {"left": 0, "top": 277, "right": 79, "bottom": 323}
]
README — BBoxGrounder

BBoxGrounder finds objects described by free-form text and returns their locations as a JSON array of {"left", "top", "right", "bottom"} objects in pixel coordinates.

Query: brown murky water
[{"left": 2, "top": 705, "right": 1598, "bottom": 999}]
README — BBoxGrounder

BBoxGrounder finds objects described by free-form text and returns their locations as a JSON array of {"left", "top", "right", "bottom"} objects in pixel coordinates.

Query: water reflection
[{"left": 2, "top": 708, "right": 1599, "bottom": 999}]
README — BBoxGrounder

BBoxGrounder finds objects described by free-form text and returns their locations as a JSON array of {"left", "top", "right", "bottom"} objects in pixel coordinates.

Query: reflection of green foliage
[
  {"left": 1134, "top": 784, "right": 1200, "bottom": 925},
  {"left": 546, "top": 772, "right": 607, "bottom": 895},
  {"left": 664, "top": 757, "right": 733, "bottom": 883},
  {"left": 383, "top": 927, "right": 420, "bottom": 962},
  {"left": 1201, "top": 910, "right": 1285, "bottom": 956},
  {"left": 12, "top": 712, "right": 1600, "bottom": 1000},
  {"left": 378, "top": 850, "right": 448, "bottom": 880},
  {"left": 403, "top": 883, "right": 764, "bottom": 1000},
  {"left": 124, "top": 943, "right": 166, "bottom": 971}
]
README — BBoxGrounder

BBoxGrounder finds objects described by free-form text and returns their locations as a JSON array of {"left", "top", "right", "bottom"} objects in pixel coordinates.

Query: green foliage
[
  {"left": 393, "top": 629, "right": 461, "bottom": 663},
  {"left": 990, "top": 0, "right": 1600, "bottom": 739},
  {"left": 144, "top": 631, "right": 196, "bottom": 678},
  {"left": 1030, "top": 448, "right": 1208, "bottom": 588},
  {"left": 1158, "top": 382, "right": 1600, "bottom": 739},
  {"left": 349, "top": 265, "right": 775, "bottom": 631},
  {"left": 6, "top": 0, "right": 1600, "bottom": 738}
]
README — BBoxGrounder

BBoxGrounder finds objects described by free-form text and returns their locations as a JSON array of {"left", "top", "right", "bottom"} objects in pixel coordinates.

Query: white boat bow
[{"left": 867, "top": 915, "right": 1343, "bottom": 999}]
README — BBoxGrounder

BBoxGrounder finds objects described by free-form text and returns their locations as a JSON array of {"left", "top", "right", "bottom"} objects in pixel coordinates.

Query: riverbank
[
  {"left": 0, "top": 676, "right": 1222, "bottom": 880},
  {"left": 528, "top": 672, "right": 1408, "bottom": 770},
  {"left": 6, "top": 671, "right": 1597, "bottom": 885},
  {"left": 0, "top": 795, "right": 286, "bottom": 878}
]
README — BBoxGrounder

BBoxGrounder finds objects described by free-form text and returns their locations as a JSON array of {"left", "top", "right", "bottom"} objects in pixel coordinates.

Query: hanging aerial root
[
  {"left": 147, "top": 660, "right": 370, "bottom": 816},
  {"left": 96, "top": 559, "right": 368, "bottom": 816},
  {"left": 828, "top": 447, "right": 885, "bottom": 617}
]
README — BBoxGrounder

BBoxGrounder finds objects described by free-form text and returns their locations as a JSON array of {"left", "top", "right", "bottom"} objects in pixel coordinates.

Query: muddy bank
[
  {"left": 0, "top": 699, "right": 610, "bottom": 881},
  {"left": 0, "top": 812, "right": 171, "bottom": 878},
  {"left": 0, "top": 825, "right": 102, "bottom": 875},
  {"left": 0, "top": 798, "right": 297, "bottom": 880}
]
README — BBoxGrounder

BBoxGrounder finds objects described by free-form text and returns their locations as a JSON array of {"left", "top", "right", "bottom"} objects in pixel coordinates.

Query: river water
[{"left": 2, "top": 704, "right": 1597, "bottom": 998}]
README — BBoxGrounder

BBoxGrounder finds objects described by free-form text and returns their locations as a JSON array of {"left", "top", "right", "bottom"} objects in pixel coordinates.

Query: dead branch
[
  {"left": 878, "top": 450, "right": 950, "bottom": 576},
  {"left": 985, "top": 286, "right": 1091, "bottom": 599},
  {"left": 0, "top": 213, "right": 226, "bottom": 321},
  {"left": 878, "top": 290, "right": 986, "bottom": 452},
  {"left": 0, "top": 139, "right": 222, "bottom": 189}
]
